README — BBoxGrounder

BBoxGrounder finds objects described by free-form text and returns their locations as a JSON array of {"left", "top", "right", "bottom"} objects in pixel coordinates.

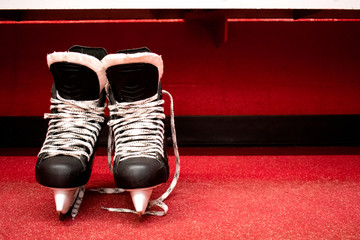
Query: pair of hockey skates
[{"left": 35, "top": 46, "right": 180, "bottom": 220}]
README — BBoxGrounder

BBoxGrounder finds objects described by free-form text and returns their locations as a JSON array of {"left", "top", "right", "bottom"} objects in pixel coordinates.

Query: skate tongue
[
  {"left": 116, "top": 47, "right": 151, "bottom": 54},
  {"left": 106, "top": 62, "right": 159, "bottom": 103},
  {"left": 69, "top": 45, "right": 107, "bottom": 60},
  {"left": 51, "top": 62, "right": 102, "bottom": 101},
  {"left": 49, "top": 46, "right": 108, "bottom": 101},
  {"left": 105, "top": 47, "right": 161, "bottom": 103}
]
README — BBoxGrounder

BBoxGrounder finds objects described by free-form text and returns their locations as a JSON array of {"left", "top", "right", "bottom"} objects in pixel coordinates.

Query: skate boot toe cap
[
  {"left": 35, "top": 155, "right": 90, "bottom": 188},
  {"left": 113, "top": 157, "right": 169, "bottom": 189}
]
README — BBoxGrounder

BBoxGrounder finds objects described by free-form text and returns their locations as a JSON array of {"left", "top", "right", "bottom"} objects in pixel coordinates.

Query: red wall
[{"left": 1, "top": 21, "right": 360, "bottom": 116}]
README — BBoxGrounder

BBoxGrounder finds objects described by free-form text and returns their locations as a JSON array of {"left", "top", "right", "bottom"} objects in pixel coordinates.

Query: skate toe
[
  {"left": 113, "top": 156, "right": 169, "bottom": 189},
  {"left": 36, "top": 155, "right": 90, "bottom": 188}
]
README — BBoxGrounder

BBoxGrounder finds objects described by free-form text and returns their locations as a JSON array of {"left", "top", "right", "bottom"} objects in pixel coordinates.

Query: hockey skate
[
  {"left": 101, "top": 48, "right": 180, "bottom": 216},
  {"left": 35, "top": 46, "right": 107, "bottom": 220}
]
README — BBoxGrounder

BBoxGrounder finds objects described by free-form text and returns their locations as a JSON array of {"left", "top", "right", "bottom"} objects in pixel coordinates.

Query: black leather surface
[{"left": 113, "top": 156, "right": 169, "bottom": 189}]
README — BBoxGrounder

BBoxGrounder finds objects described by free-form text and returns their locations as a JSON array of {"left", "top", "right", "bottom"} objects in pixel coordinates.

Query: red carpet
[{"left": 1, "top": 147, "right": 360, "bottom": 239}]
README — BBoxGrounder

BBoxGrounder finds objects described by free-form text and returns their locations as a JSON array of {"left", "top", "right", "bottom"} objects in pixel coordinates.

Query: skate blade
[
  {"left": 128, "top": 186, "right": 159, "bottom": 216},
  {"left": 53, "top": 188, "right": 79, "bottom": 215}
]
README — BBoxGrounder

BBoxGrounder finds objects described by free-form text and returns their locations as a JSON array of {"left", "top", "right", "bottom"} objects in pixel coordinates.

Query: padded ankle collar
[{"left": 102, "top": 52, "right": 164, "bottom": 80}]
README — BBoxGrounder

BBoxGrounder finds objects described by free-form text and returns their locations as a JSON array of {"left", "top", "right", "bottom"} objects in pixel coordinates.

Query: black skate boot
[
  {"left": 102, "top": 47, "right": 180, "bottom": 216},
  {"left": 35, "top": 46, "right": 107, "bottom": 220}
]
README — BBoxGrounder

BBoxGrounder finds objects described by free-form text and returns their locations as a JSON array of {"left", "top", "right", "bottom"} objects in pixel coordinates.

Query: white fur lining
[
  {"left": 102, "top": 52, "right": 164, "bottom": 80},
  {"left": 47, "top": 51, "right": 107, "bottom": 92}
]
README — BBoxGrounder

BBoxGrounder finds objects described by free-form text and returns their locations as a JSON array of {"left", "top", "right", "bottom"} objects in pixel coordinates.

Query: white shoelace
[
  {"left": 38, "top": 91, "right": 105, "bottom": 219},
  {"left": 39, "top": 92, "right": 105, "bottom": 159},
  {"left": 92, "top": 90, "right": 180, "bottom": 216}
]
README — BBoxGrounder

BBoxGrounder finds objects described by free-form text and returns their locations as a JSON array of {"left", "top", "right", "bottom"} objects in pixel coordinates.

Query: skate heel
[
  {"left": 54, "top": 188, "right": 79, "bottom": 215},
  {"left": 128, "top": 187, "right": 155, "bottom": 215}
]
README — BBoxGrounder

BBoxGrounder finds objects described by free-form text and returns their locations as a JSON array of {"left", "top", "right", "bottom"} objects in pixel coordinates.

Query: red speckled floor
[{"left": 1, "top": 147, "right": 360, "bottom": 239}]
